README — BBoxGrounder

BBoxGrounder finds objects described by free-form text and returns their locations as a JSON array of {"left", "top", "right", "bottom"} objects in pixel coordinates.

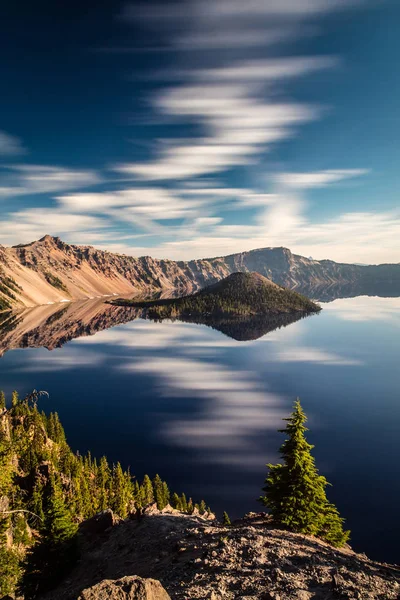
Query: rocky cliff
[
  {"left": 1, "top": 235, "right": 400, "bottom": 309},
  {"left": 41, "top": 508, "right": 400, "bottom": 600}
]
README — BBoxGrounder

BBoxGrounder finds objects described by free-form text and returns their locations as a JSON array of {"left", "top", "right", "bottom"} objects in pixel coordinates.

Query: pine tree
[
  {"left": 111, "top": 462, "right": 126, "bottom": 518},
  {"left": 45, "top": 476, "right": 78, "bottom": 544},
  {"left": 171, "top": 492, "right": 181, "bottom": 510},
  {"left": 162, "top": 481, "right": 170, "bottom": 508},
  {"left": 259, "top": 399, "right": 349, "bottom": 547},
  {"left": 199, "top": 499, "right": 207, "bottom": 515},
  {"left": 222, "top": 511, "right": 231, "bottom": 526},
  {"left": 180, "top": 493, "right": 188, "bottom": 513},
  {"left": 0, "top": 390, "right": 5, "bottom": 410},
  {"left": 187, "top": 497, "right": 194, "bottom": 515},
  {"left": 141, "top": 474, "right": 154, "bottom": 505},
  {"left": 11, "top": 390, "right": 19, "bottom": 408},
  {"left": 152, "top": 474, "right": 165, "bottom": 510},
  {"left": 23, "top": 475, "right": 78, "bottom": 598},
  {"left": 97, "top": 456, "right": 111, "bottom": 512}
]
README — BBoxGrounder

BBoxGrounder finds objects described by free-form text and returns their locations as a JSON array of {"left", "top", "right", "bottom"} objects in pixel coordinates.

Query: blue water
[{"left": 1, "top": 295, "right": 399, "bottom": 563}]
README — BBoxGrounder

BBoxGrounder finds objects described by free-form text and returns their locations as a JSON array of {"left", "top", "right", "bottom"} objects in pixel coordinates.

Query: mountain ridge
[{"left": 1, "top": 235, "right": 400, "bottom": 309}]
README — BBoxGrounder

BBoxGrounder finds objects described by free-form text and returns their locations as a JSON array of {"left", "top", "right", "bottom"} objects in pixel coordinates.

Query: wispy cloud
[
  {"left": 0, "top": 131, "right": 26, "bottom": 156},
  {"left": 0, "top": 164, "right": 102, "bottom": 198}
]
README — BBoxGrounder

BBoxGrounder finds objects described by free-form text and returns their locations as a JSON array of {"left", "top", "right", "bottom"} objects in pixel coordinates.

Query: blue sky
[{"left": 0, "top": 0, "right": 399, "bottom": 263}]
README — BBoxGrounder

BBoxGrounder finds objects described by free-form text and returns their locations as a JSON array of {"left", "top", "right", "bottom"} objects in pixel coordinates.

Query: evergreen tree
[
  {"left": 171, "top": 492, "right": 181, "bottom": 510},
  {"left": 45, "top": 476, "right": 78, "bottom": 544},
  {"left": 152, "top": 474, "right": 165, "bottom": 510},
  {"left": 23, "top": 475, "right": 79, "bottom": 598},
  {"left": 110, "top": 463, "right": 132, "bottom": 518},
  {"left": 0, "top": 390, "right": 5, "bottom": 410},
  {"left": 199, "top": 500, "right": 207, "bottom": 515},
  {"left": 180, "top": 493, "right": 188, "bottom": 513},
  {"left": 141, "top": 474, "right": 154, "bottom": 505},
  {"left": 132, "top": 480, "right": 142, "bottom": 508},
  {"left": 259, "top": 399, "right": 349, "bottom": 547},
  {"left": 222, "top": 511, "right": 231, "bottom": 526},
  {"left": 11, "top": 390, "right": 19, "bottom": 407},
  {"left": 162, "top": 481, "right": 170, "bottom": 508},
  {"left": 97, "top": 456, "right": 111, "bottom": 512}
]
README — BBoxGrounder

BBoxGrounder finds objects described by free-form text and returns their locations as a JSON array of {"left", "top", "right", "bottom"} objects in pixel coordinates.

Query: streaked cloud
[
  {"left": 0, "top": 164, "right": 102, "bottom": 198},
  {"left": 0, "top": 131, "right": 26, "bottom": 156}
]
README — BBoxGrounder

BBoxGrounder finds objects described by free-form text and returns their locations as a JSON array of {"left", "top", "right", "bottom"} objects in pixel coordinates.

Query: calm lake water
[{"left": 1, "top": 293, "right": 399, "bottom": 563}]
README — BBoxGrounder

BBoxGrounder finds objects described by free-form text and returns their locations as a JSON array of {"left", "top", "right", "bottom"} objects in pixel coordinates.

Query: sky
[{"left": 0, "top": 0, "right": 399, "bottom": 264}]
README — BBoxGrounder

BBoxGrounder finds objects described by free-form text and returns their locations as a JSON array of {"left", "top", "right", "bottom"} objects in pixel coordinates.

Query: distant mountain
[
  {"left": 1, "top": 235, "right": 400, "bottom": 309},
  {"left": 112, "top": 272, "right": 321, "bottom": 318}
]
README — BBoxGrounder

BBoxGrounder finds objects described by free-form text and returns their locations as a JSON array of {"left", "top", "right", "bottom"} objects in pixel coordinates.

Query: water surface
[{"left": 0, "top": 294, "right": 399, "bottom": 563}]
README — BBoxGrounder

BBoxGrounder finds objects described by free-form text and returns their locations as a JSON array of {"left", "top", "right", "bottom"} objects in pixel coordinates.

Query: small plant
[{"left": 222, "top": 511, "right": 231, "bottom": 526}]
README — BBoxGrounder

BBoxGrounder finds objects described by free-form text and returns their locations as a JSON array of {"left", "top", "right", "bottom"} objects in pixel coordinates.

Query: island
[{"left": 109, "top": 271, "right": 322, "bottom": 319}]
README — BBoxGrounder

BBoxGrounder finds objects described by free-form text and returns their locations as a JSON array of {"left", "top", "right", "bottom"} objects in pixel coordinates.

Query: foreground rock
[
  {"left": 77, "top": 576, "right": 170, "bottom": 600},
  {"left": 41, "top": 511, "right": 400, "bottom": 600}
]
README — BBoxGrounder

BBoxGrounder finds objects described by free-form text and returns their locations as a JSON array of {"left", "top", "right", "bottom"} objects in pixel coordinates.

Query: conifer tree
[
  {"left": 259, "top": 399, "right": 349, "bottom": 547},
  {"left": 97, "top": 456, "right": 111, "bottom": 512},
  {"left": 45, "top": 476, "right": 78, "bottom": 544},
  {"left": 152, "top": 474, "right": 165, "bottom": 510},
  {"left": 141, "top": 474, "right": 154, "bottom": 505},
  {"left": 199, "top": 499, "right": 207, "bottom": 515},
  {"left": 23, "top": 475, "right": 78, "bottom": 598},
  {"left": 111, "top": 462, "right": 127, "bottom": 518},
  {"left": 171, "top": 492, "right": 181, "bottom": 510},
  {"left": 162, "top": 481, "right": 170, "bottom": 508},
  {"left": 180, "top": 493, "right": 188, "bottom": 513},
  {"left": 11, "top": 390, "right": 19, "bottom": 408},
  {"left": 132, "top": 480, "right": 142, "bottom": 508},
  {"left": 0, "top": 390, "right": 5, "bottom": 410},
  {"left": 187, "top": 497, "right": 194, "bottom": 514},
  {"left": 222, "top": 511, "right": 231, "bottom": 526}
]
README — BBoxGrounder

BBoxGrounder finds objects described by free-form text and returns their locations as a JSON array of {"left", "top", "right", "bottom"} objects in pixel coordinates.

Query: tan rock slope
[
  {"left": 42, "top": 509, "right": 400, "bottom": 600},
  {"left": 1, "top": 235, "right": 400, "bottom": 310}
]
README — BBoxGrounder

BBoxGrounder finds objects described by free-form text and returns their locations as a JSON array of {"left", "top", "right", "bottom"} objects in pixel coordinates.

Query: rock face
[
  {"left": 41, "top": 511, "right": 400, "bottom": 600},
  {"left": 77, "top": 576, "right": 171, "bottom": 600},
  {"left": 1, "top": 235, "right": 400, "bottom": 309}
]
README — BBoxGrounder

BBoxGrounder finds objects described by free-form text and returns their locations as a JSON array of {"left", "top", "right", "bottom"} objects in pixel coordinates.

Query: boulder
[
  {"left": 77, "top": 576, "right": 171, "bottom": 600},
  {"left": 80, "top": 509, "right": 118, "bottom": 537}
]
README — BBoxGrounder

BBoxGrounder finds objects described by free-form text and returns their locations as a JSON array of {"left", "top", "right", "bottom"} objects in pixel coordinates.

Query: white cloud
[
  {"left": 0, "top": 209, "right": 106, "bottom": 247},
  {"left": 0, "top": 131, "right": 26, "bottom": 156},
  {"left": 194, "top": 56, "right": 338, "bottom": 82},
  {"left": 275, "top": 169, "right": 369, "bottom": 189},
  {"left": 323, "top": 296, "right": 400, "bottom": 324},
  {"left": 125, "top": 355, "right": 285, "bottom": 463},
  {"left": 0, "top": 164, "right": 102, "bottom": 198},
  {"left": 277, "top": 346, "right": 363, "bottom": 365}
]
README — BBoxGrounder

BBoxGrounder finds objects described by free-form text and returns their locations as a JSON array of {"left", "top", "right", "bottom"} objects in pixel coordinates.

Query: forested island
[{"left": 110, "top": 272, "right": 321, "bottom": 319}]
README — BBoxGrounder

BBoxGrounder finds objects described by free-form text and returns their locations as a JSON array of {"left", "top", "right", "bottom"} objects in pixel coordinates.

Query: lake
[{"left": 1, "top": 292, "right": 399, "bottom": 564}]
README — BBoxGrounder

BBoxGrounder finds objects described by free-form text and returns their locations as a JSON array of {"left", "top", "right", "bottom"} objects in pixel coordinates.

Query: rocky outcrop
[
  {"left": 1, "top": 235, "right": 400, "bottom": 309},
  {"left": 42, "top": 510, "right": 400, "bottom": 600},
  {"left": 77, "top": 576, "right": 171, "bottom": 600}
]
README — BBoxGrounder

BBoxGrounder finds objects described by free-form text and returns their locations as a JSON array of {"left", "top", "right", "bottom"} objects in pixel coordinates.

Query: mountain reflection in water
[
  {"left": 1, "top": 278, "right": 400, "bottom": 355},
  {"left": 0, "top": 296, "right": 317, "bottom": 355}
]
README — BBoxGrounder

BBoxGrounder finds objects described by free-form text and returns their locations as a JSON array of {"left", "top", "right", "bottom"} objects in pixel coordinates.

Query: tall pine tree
[{"left": 259, "top": 399, "right": 349, "bottom": 547}]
